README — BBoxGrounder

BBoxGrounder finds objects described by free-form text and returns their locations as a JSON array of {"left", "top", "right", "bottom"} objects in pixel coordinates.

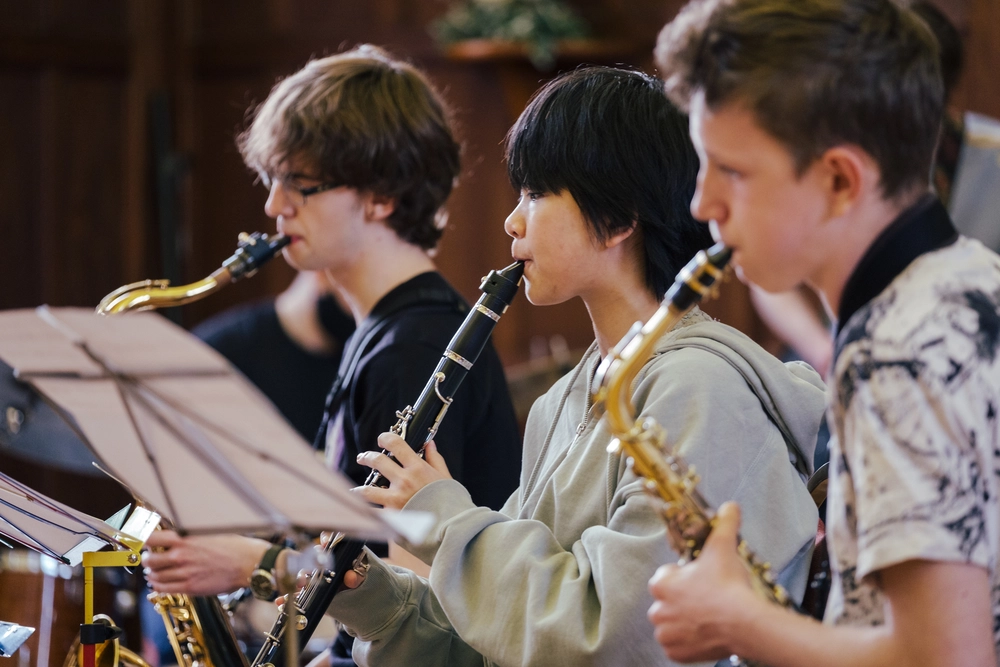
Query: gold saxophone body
[
  {"left": 87, "top": 231, "right": 290, "bottom": 667},
  {"left": 592, "top": 243, "right": 793, "bottom": 610}
]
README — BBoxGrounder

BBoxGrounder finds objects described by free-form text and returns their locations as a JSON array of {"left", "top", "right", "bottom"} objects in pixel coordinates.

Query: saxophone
[
  {"left": 97, "top": 231, "right": 290, "bottom": 667},
  {"left": 592, "top": 243, "right": 794, "bottom": 610},
  {"left": 251, "top": 261, "right": 524, "bottom": 667},
  {"left": 98, "top": 232, "right": 290, "bottom": 315}
]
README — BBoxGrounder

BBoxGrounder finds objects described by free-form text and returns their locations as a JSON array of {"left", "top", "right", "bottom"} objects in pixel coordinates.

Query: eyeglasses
[{"left": 259, "top": 172, "right": 341, "bottom": 206}]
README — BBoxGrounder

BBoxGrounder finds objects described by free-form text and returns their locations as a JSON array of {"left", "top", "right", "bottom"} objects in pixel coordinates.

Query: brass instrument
[
  {"left": 97, "top": 232, "right": 290, "bottom": 315},
  {"left": 592, "top": 243, "right": 794, "bottom": 611},
  {"left": 92, "top": 231, "right": 289, "bottom": 667}
]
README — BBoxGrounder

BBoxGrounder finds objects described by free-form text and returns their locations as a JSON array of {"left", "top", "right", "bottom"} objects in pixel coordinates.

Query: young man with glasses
[{"left": 142, "top": 44, "right": 521, "bottom": 666}]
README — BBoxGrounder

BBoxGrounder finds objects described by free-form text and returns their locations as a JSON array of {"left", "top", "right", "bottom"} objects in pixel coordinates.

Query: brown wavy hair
[
  {"left": 655, "top": 0, "right": 944, "bottom": 201},
  {"left": 239, "top": 45, "right": 460, "bottom": 250}
]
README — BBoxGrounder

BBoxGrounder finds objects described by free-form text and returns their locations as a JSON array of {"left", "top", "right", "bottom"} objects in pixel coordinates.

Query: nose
[
  {"left": 264, "top": 180, "right": 295, "bottom": 219},
  {"left": 504, "top": 201, "right": 525, "bottom": 239},
  {"left": 689, "top": 167, "right": 726, "bottom": 226}
]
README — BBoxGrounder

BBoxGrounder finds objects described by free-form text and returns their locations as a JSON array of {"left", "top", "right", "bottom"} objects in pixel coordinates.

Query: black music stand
[
  {"left": 0, "top": 306, "right": 425, "bottom": 542},
  {"left": 0, "top": 306, "right": 433, "bottom": 667}
]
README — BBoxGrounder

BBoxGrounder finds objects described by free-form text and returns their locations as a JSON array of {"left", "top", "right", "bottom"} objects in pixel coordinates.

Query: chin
[
  {"left": 281, "top": 249, "right": 304, "bottom": 271},
  {"left": 522, "top": 282, "right": 555, "bottom": 307},
  {"left": 283, "top": 248, "right": 325, "bottom": 273},
  {"left": 741, "top": 267, "right": 800, "bottom": 294}
]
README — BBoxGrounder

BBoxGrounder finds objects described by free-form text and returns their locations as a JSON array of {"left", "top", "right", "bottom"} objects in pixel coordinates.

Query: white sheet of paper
[{"left": 0, "top": 476, "right": 131, "bottom": 562}]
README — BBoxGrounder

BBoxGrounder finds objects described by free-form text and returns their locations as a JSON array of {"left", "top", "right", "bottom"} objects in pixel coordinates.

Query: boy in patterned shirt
[{"left": 647, "top": 1, "right": 1000, "bottom": 665}]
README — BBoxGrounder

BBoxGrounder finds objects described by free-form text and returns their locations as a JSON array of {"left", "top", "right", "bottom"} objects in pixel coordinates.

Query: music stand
[
  {"left": 0, "top": 305, "right": 433, "bottom": 667},
  {"left": 0, "top": 306, "right": 427, "bottom": 541},
  {"left": 0, "top": 472, "right": 158, "bottom": 666}
]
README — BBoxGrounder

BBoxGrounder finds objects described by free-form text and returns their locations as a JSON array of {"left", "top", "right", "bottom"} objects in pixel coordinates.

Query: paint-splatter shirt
[{"left": 825, "top": 196, "right": 1000, "bottom": 656}]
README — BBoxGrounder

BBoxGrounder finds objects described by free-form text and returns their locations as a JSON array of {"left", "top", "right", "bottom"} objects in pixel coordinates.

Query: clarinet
[{"left": 252, "top": 261, "right": 524, "bottom": 667}]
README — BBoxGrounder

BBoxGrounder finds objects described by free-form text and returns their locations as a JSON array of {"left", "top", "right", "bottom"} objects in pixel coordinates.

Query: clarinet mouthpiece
[
  {"left": 479, "top": 260, "right": 525, "bottom": 303},
  {"left": 498, "top": 260, "right": 525, "bottom": 283},
  {"left": 706, "top": 242, "right": 732, "bottom": 270}
]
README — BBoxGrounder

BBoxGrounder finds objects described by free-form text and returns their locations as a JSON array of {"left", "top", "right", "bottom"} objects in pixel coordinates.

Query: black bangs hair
[{"left": 505, "top": 66, "right": 712, "bottom": 298}]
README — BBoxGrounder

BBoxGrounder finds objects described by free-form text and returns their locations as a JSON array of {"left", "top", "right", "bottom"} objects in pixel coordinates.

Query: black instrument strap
[{"left": 312, "top": 285, "right": 464, "bottom": 451}]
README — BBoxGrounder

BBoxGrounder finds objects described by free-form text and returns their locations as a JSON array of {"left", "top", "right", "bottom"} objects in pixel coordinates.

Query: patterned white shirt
[{"left": 825, "top": 202, "right": 1000, "bottom": 660}]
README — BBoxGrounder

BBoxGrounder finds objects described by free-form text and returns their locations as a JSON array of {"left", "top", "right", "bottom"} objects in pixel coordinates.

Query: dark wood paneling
[
  {"left": 957, "top": 0, "right": 1000, "bottom": 117},
  {"left": 0, "top": 73, "right": 43, "bottom": 310},
  {"left": 3, "top": 0, "right": 999, "bottom": 361}
]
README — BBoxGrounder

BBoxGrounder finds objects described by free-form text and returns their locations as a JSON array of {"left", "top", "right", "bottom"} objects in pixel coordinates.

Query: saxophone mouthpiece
[
  {"left": 706, "top": 243, "right": 732, "bottom": 270},
  {"left": 222, "top": 232, "right": 291, "bottom": 281},
  {"left": 663, "top": 243, "right": 732, "bottom": 312}
]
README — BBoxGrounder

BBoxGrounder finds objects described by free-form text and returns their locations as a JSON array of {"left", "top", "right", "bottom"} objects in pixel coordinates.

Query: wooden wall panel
[
  {"left": 2, "top": 0, "right": 998, "bottom": 363},
  {"left": 51, "top": 76, "right": 126, "bottom": 306},
  {"left": 0, "top": 73, "right": 43, "bottom": 310},
  {"left": 0, "top": 72, "right": 126, "bottom": 309},
  {"left": 957, "top": 0, "right": 1000, "bottom": 117}
]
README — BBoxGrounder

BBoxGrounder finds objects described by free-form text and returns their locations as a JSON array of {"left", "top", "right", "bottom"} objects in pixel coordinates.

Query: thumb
[
  {"left": 704, "top": 501, "right": 742, "bottom": 554},
  {"left": 423, "top": 441, "right": 452, "bottom": 477},
  {"left": 145, "top": 530, "right": 181, "bottom": 549}
]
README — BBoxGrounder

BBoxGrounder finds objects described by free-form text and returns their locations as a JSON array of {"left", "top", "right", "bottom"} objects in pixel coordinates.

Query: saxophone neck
[
  {"left": 95, "top": 232, "right": 290, "bottom": 315},
  {"left": 96, "top": 270, "right": 230, "bottom": 315},
  {"left": 592, "top": 243, "right": 731, "bottom": 438}
]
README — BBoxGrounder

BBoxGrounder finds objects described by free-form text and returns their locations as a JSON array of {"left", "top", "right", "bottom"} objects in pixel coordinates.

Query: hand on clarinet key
[
  {"left": 274, "top": 550, "right": 368, "bottom": 608},
  {"left": 647, "top": 502, "right": 761, "bottom": 663},
  {"left": 355, "top": 433, "right": 453, "bottom": 510}
]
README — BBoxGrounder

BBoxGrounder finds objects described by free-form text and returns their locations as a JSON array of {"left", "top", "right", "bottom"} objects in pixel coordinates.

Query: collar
[
  {"left": 365, "top": 271, "right": 461, "bottom": 325},
  {"left": 836, "top": 194, "right": 957, "bottom": 333}
]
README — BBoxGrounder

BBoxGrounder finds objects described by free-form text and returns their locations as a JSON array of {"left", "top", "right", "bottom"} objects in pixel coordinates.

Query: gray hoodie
[{"left": 328, "top": 310, "right": 825, "bottom": 667}]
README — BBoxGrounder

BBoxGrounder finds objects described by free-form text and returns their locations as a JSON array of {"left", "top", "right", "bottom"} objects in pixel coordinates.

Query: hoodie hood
[{"left": 654, "top": 310, "right": 826, "bottom": 478}]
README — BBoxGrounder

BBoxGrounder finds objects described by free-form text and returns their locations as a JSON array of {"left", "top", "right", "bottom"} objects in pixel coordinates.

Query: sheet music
[
  {"left": 0, "top": 307, "right": 401, "bottom": 541},
  {"left": 0, "top": 475, "right": 133, "bottom": 564},
  {"left": 0, "top": 621, "right": 35, "bottom": 658}
]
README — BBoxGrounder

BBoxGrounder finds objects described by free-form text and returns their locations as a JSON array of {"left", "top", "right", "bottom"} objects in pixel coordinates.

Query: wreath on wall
[{"left": 431, "top": 0, "right": 590, "bottom": 69}]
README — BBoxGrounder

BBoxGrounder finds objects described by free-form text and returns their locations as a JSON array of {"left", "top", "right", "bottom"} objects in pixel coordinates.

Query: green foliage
[{"left": 431, "top": 0, "right": 590, "bottom": 69}]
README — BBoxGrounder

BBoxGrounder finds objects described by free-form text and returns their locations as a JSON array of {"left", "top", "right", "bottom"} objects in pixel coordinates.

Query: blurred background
[
  {"left": 0, "top": 0, "right": 995, "bottom": 365},
  {"left": 0, "top": 0, "right": 997, "bottom": 664}
]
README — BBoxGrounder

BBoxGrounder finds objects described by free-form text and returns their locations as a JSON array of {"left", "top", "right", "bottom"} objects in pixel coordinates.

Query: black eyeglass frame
[{"left": 259, "top": 173, "right": 341, "bottom": 203}]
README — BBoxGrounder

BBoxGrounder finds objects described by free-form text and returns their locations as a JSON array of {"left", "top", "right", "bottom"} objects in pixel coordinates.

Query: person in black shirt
[
  {"left": 143, "top": 44, "right": 522, "bottom": 666},
  {"left": 193, "top": 270, "right": 354, "bottom": 442}
]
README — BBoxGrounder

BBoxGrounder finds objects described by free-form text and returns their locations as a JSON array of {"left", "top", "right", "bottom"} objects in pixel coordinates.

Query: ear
[
  {"left": 817, "top": 145, "right": 874, "bottom": 218},
  {"left": 602, "top": 222, "right": 637, "bottom": 250},
  {"left": 363, "top": 193, "right": 396, "bottom": 222}
]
